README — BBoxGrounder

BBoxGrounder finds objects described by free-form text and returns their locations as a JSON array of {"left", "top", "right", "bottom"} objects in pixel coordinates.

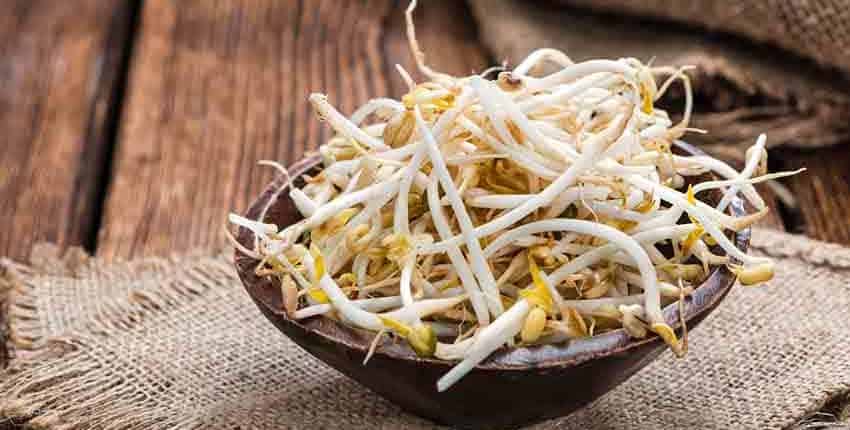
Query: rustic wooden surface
[
  {"left": 0, "top": 0, "right": 133, "bottom": 261},
  {"left": 778, "top": 146, "right": 850, "bottom": 243},
  {"left": 0, "top": 0, "right": 847, "bottom": 423},
  {"left": 94, "top": 0, "right": 488, "bottom": 259}
]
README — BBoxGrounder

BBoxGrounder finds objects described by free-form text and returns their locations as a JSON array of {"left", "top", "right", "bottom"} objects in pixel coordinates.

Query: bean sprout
[{"left": 229, "top": 1, "right": 802, "bottom": 392}]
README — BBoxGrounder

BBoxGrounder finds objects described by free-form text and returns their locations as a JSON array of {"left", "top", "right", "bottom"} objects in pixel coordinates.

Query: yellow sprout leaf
[
  {"left": 378, "top": 316, "right": 411, "bottom": 337},
  {"left": 640, "top": 82, "right": 654, "bottom": 114},
  {"left": 680, "top": 225, "right": 705, "bottom": 255},
  {"left": 684, "top": 184, "right": 703, "bottom": 227},
  {"left": 651, "top": 322, "right": 684, "bottom": 357},
  {"left": 520, "top": 254, "right": 554, "bottom": 313},
  {"left": 521, "top": 307, "right": 548, "bottom": 343},
  {"left": 606, "top": 219, "right": 637, "bottom": 232},
  {"left": 309, "top": 243, "right": 326, "bottom": 282},
  {"left": 318, "top": 208, "right": 359, "bottom": 237},
  {"left": 307, "top": 287, "right": 330, "bottom": 304},
  {"left": 731, "top": 262, "right": 775, "bottom": 286},
  {"left": 633, "top": 196, "right": 655, "bottom": 213},
  {"left": 378, "top": 316, "right": 436, "bottom": 357},
  {"left": 432, "top": 93, "right": 456, "bottom": 110},
  {"left": 638, "top": 66, "right": 657, "bottom": 115},
  {"left": 438, "top": 278, "right": 460, "bottom": 292}
]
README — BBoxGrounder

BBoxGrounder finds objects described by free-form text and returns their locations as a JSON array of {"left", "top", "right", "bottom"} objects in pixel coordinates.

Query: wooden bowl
[{"left": 234, "top": 142, "right": 749, "bottom": 429}]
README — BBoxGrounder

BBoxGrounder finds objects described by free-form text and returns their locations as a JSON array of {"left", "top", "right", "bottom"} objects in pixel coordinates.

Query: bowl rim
[{"left": 234, "top": 141, "right": 750, "bottom": 371}]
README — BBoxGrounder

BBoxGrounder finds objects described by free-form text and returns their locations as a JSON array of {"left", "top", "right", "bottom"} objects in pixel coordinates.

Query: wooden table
[
  {"left": 4, "top": 0, "right": 847, "bottom": 262},
  {"left": 1, "top": 0, "right": 848, "bottom": 420}
]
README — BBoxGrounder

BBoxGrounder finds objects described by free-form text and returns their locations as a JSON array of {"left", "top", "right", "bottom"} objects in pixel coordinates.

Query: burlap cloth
[
  {"left": 0, "top": 228, "right": 848, "bottom": 429},
  {"left": 468, "top": 0, "right": 850, "bottom": 160}
]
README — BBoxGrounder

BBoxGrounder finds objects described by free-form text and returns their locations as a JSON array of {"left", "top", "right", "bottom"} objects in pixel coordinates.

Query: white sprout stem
[
  {"left": 513, "top": 48, "right": 573, "bottom": 76},
  {"left": 587, "top": 201, "right": 653, "bottom": 223},
  {"left": 471, "top": 76, "right": 574, "bottom": 162},
  {"left": 416, "top": 107, "right": 505, "bottom": 318},
  {"left": 431, "top": 322, "right": 462, "bottom": 338},
  {"left": 692, "top": 169, "right": 806, "bottom": 195},
  {"left": 541, "top": 224, "right": 697, "bottom": 288},
  {"left": 425, "top": 113, "right": 628, "bottom": 254},
  {"left": 399, "top": 257, "right": 418, "bottom": 317},
  {"left": 539, "top": 267, "right": 567, "bottom": 316},
  {"left": 435, "top": 337, "right": 476, "bottom": 360},
  {"left": 381, "top": 295, "right": 469, "bottom": 323},
  {"left": 625, "top": 174, "right": 766, "bottom": 265},
  {"left": 275, "top": 252, "right": 312, "bottom": 291},
  {"left": 309, "top": 93, "right": 388, "bottom": 150},
  {"left": 375, "top": 141, "right": 424, "bottom": 161},
  {"left": 446, "top": 153, "right": 507, "bottom": 165},
  {"left": 294, "top": 296, "right": 403, "bottom": 320},
  {"left": 524, "top": 60, "right": 635, "bottom": 92},
  {"left": 354, "top": 254, "right": 371, "bottom": 299},
  {"left": 303, "top": 173, "right": 402, "bottom": 230},
  {"left": 673, "top": 152, "right": 765, "bottom": 210},
  {"left": 394, "top": 145, "right": 428, "bottom": 234},
  {"left": 437, "top": 300, "right": 531, "bottom": 392},
  {"left": 349, "top": 98, "right": 404, "bottom": 125},
  {"left": 544, "top": 185, "right": 611, "bottom": 219},
  {"left": 467, "top": 193, "right": 535, "bottom": 210},
  {"left": 427, "top": 173, "right": 492, "bottom": 326},
  {"left": 456, "top": 115, "right": 561, "bottom": 179},
  {"left": 229, "top": 213, "right": 277, "bottom": 241},
  {"left": 716, "top": 134, "right": 766, "bottom": 211},
  {"left": 302, "top": 252, "right": 382, "bottom": 331},
  {"left": 404, "top": 0, "right": 453, "bottom": 85},
  {"left": 633, "top": 207, "right": 683, "bottom": 233},
  {"left": 519, "top": 73, "right": 614, "bottom": 113},
  {"left": 479, "top": 218, "right": 663, "bottom": 324},
  {"left": 564, "top": 295, "right": 643, "bottom": 313}
]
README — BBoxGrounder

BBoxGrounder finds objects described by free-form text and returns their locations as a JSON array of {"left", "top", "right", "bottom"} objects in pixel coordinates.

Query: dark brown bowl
[{"left": 234, "top": 142, "right": 749, "bottom": 429}]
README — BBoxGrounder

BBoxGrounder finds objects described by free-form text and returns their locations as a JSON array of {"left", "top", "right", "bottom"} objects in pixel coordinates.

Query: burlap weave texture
[{"left": 0, "top": 228, "right": 848, "bottom": 429}]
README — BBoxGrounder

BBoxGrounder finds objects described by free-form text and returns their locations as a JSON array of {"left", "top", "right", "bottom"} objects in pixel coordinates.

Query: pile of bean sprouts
[{"left": 229, "top": 1, "right": 802, "bottom": 392}]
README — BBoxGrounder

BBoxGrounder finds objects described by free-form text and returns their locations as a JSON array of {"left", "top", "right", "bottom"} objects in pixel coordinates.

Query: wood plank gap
[{"left": 82, "top": 0, "right": 144, "bottom": 253}]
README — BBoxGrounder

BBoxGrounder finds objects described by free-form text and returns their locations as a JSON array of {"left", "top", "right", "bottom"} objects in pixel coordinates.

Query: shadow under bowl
[{"left": 234, "top": 142, "right": 749, "bottom": 429}]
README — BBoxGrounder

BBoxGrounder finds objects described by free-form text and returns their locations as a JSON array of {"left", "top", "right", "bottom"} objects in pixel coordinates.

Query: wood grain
[
  {"left": 96, "top": 0, "right": 489, "bottom": 258},
  {"left": 777, "top": 146, "right": 850, "bottom": 244},
  {"left": 0, "top": 1, "right": 132, "bottom": 261}
]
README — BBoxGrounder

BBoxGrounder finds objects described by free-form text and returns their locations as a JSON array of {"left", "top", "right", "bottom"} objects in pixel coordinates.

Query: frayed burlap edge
[
  {"left": 0, "top": 250, "right": 236, "bottom": 429},
  {"left": 1, "top": 230, "right": 849, "bottom": 429}
]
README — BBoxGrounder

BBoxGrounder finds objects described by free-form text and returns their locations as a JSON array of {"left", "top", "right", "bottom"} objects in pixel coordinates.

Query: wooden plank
[
  {"left": 776, "top": 146, "right": 850, "bottom": 244},
  {"left": 0, "top": 1, "right": 133, "bottom": 261},
  {"left": 0, "top": 0, "right": 135, "bottom": 371},
  {"left": 96, "top": 0, "right": 489, "bottom": 258}
]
